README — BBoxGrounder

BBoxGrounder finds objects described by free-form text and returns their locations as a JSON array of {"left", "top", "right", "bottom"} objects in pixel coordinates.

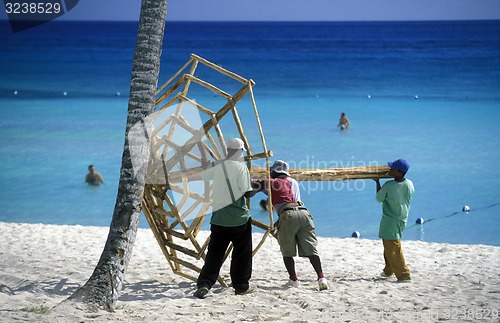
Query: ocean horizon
[{"left": 1, "top": 20, "right": 499, "bottom": 246}]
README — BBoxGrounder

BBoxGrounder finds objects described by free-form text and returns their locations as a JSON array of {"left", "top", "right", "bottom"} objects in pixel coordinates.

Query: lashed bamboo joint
[{"left": 142, "top": 54, "right": 391, "bottom": 287}]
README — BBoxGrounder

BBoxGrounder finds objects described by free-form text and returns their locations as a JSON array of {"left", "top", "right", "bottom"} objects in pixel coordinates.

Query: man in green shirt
[
  {"left": 194, "top": 138, "right": 255, "bottom": 298},
  {"left": 374, "top": 159, "right": 414, "bottom": 282}
]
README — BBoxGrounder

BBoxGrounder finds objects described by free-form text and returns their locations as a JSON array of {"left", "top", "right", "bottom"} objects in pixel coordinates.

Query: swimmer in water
[
  {"left": 337, "top": 112, "right": 350, "bottom": 130},
  {"left": 85, "top": 165, "right": 104, "bottom": 185}
]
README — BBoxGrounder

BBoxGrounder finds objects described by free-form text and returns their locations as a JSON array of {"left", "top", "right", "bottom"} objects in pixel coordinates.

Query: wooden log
[
  {"left": 161, "top": 165, "right": 391, "bottom": 183},
  {"left": 250, "top": 165, "right": 391, "bottom": 181}
]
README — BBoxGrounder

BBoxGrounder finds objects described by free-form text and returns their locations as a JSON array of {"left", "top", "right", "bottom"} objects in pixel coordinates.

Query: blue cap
[{"left": 387, "top": 159, "right": 410, "bottom": 173}]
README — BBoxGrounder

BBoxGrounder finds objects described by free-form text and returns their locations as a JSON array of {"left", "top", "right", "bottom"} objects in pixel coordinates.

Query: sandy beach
[{"left": 0, "top": 221, "right": 498, "bottom": 322}]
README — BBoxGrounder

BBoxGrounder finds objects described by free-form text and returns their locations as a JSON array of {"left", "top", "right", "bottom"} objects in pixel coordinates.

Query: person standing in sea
[
  {"left": 337, "top": 112, "right": 350, "bottom": 130},
  {"left": 251, "top": 160, "right": 329, "bottom": 291},
  {"left": 373, "top": 159, "right": 414, "bottom": 282},
  {"left": 85, "top": 165, "right": 104, "bottom": 185},
  {"left": 194, "top": 138, "right": 256, "bottom": 298}
]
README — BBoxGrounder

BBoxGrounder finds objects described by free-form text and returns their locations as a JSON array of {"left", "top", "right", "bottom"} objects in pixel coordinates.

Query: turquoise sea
[{"left": 1, "top": 20, "right": 499, "bottom": 246}]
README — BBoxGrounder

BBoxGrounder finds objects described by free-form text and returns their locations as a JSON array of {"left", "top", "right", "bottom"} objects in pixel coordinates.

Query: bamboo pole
[
  {"left": 252, "top": 230, "right": 270, "bottom": 257},
  {"left": 250, "top": 165, "right": 391, "bottom": 181},
  {"left": 155, "top": 74, "right": 187, "bottom": 106},
  {"left": 191, "top": 53, "right": 248, "bottom": 84},
  {"left": 141, "top": 198, "right": 179, "bottom": 274},
  {"left": 210, "top": 113, "right": 227, "bottom": 158},
  {"left": 185, "top": 74, "right": 231, "bottom": 99},
  {"left": 248, "top": 82, "right": 274, "bottom": 227},
  {"left": 156, "top": 57, "right": 194, "bottom": 95},
  {"left": 165, "top": 58, "right": 198, "bottom": 145},
  {"left": 178, "top": 94, "right": 215, "bottom": 115},
  {"left": 159, "top": 165, "right": 391, "bottom": 184}
]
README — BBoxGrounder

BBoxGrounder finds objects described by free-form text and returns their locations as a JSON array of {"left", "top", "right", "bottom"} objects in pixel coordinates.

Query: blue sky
[{"left": 2, "top": 0, "right": 500, "bottom": 22}]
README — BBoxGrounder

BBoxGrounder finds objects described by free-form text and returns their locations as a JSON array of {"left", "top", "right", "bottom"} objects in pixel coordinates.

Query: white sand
[{"left": 0, "top": 221, "right": 498, "bottom": 322}]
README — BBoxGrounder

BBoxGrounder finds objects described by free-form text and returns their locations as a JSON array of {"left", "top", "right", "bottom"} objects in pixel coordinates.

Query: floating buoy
[
  {"left": 462, "top": 205, "right": 471, "bottom": 212},
  {"left": 416, "top": 217, "right": 425, "bottom": 224},
  {"left": 351, "top": 231, "right": 360, "bottom": 238}
]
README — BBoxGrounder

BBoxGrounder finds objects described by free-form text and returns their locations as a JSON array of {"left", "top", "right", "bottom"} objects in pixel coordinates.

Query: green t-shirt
[
  {"left": 376, "top": 178, "right": 414, "bottom": 240},
  {"left": 202, "top": 160, "right": 252, "bottom": 227}
]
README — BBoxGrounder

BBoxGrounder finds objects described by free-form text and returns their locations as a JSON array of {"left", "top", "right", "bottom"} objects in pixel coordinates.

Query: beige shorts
[{"left": 277, "top": 208, "right": 318, "bottom": 257}]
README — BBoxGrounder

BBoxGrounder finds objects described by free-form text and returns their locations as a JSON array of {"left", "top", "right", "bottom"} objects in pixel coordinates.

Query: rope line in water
[
  {"left": 346, "top": 202, "right": 500, "bottom": 238},
  {"left": 405, "top": 202, "right": 500, "bottom": 230}
]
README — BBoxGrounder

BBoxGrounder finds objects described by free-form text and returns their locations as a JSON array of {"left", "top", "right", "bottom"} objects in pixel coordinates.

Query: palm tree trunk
[{"left": 64, "top": 0, "right": 167, "bottom": 311}]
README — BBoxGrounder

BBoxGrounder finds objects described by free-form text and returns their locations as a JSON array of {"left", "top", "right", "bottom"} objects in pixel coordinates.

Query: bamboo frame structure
[
  {"left": 142, "top": 54, "right": 273, "bottom": 287},
  {"left": 142, "top": 54, "right": 393, "bottom": 287}
]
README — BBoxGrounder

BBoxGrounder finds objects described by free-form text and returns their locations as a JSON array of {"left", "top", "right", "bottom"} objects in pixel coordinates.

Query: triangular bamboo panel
[{"left": 142, "top": 54, "right": 393, "bottom": 287}]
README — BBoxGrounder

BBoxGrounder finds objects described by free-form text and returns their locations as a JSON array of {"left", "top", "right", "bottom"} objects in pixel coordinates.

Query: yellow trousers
[{"left": 382, "top": 239, "right": 410, "bottom": 280}]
